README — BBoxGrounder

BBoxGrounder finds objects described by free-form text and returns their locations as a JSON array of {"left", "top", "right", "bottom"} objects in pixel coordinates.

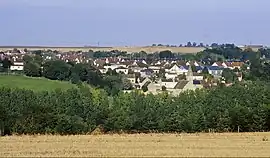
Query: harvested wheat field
[
  {"left": 0, "top": 46, "right": 205, "bottom": 54},
  {"left": 1, "top": 133, "right": 270, "bottom": 157}
]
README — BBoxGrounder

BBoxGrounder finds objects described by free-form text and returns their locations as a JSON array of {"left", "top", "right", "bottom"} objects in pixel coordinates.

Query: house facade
[
  {"left": 115, "top": 66, "right": 129, "bottom": 74},
  {"left": 207, "top": 66, "right": 223, "bottom": 77},
  {"left": 166, "top": 64, "right": 188, "bottom": 75},
  {"left": 10, "top": 62, "right": 24, "bottom": 71}
]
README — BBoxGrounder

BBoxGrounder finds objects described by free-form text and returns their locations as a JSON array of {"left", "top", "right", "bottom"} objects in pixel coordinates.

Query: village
[{"left": 0, "top": 48, "right": 246, "bottom": 96}]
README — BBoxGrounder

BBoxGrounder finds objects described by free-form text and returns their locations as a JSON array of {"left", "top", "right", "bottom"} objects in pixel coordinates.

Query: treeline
[
  {"left": 1, "top": 81, "right": 270, "bottom": 135},
  {"left": 92, "top": 44, "right": 270, "bottom": 61},
  {"left": 22, "top": 55, "right": 130, "bottom": 96}
]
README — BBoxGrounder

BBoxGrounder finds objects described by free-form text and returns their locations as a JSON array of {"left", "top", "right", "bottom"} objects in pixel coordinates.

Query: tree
[
  {"left": 34, "top": 54, "right": 43, "bottom": 65},
  {"left": 191, "top": 65, "right": 197, "bottom": 72},
  {"left": 142, "top": 85, "right": 148, "bottom": 92},
  {"left": 70, "top": 72, "right": 80, "bottom": 84},
  {"left": 24, "top": 62, "right": 41, "bottom": 77},
  {"left": 104, "top": 75, "right": 123, "bottom": 95},
  {"left": 186, "top": 42, "right": 192, "bottom": 47},
  {"left": 222, "top": 68, "right": 237, "bottom": 83},
  {"left": 33, "top": 50, "right": 43, "bottom": 56},
  {"left": 192, "top": 42, "right": 197, "bottom": 47},
  {"left": 199, "top": 43, "right": 204, "bottom": 47},
  {"left": 2, "top": 58, "right": 12, "bottom": 72},
  {"left": 23, "top": 55, "right": 34, "bottom": 63},
  {"left": 159, "top": 50, "right": 174, "bottom": 59},
  {"left": 123, "top": 78, "right": 133, "bottom": 90},
  {"left": 71, "top": 63, "right": 104, "bottom": 86},
  {"left": 43, "top": 60, "right": 71, "bottom": 81},
  {"left": 162, "top": 86, "right": 167, "bottom": 91},
  {"left": 202, "top": 67, "right": 209, "bottom": 74},
  {"left": 135, "top": 72, "right": 141, "bottom": 83},
  {"left": 211, "top": 43, "right": 219, "bottom": 48},
  {"left": 106, "top": 68, "right": 118, "bottom": 76},
  {"left": 139, "top": 51, "right": 147, "bottom": 59}
]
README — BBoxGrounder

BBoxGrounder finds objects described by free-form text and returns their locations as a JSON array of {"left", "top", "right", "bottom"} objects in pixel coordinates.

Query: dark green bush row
[{"left": 0, "top": 82, "right": 270, "bottom": 135}]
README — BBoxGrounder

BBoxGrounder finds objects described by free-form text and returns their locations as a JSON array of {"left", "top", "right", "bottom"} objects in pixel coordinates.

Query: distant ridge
[
  {"left": 0, "top": 46, "right": 207, "bottom": 54},
  {"left": 0, "top": 45, "right": 113, "bottom": 49}
]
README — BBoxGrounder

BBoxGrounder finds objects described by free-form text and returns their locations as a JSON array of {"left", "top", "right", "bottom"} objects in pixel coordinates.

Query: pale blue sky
[{"left": 0, "top": 0, "right": 269, "bottom": 46}]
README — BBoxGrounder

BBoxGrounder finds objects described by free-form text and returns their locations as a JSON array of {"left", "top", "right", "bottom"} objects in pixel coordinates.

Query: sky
[{"left": 0, "top": 0, "right": 269, "bottom": 46}]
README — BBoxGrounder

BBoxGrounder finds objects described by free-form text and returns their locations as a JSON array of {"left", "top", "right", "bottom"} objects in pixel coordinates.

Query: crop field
[
  {"left": 1, "top": 133, "right": 270, "bottom": 157},
  {"left": 0, "top": 75, "right": 75, "bottom": 91},
  {"left": 0, "top": 46, "right": 206, "bottom": 54}
]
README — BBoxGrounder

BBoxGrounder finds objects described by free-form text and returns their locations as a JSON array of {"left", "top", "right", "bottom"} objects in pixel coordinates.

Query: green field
[{"left": 0, "top": 75, "right": 75, "bottom": 91}]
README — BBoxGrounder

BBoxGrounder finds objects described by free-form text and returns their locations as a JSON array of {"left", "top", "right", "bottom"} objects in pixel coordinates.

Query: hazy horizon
[{"left": 1, "top": 0, "right": 269, "bottom": 47}]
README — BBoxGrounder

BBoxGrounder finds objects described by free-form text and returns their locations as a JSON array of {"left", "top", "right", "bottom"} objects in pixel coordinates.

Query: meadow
[
  {"left": 0, "top": 133, "right": 270, "bottom": 157},
  {"left": 0, "top": 75, "right": 75, "bottom": 91}
]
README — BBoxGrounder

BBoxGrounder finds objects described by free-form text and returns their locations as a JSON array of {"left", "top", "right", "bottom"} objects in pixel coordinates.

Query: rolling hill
[{"left": 0, "top": 75, "right": 75, "bottom": 91}]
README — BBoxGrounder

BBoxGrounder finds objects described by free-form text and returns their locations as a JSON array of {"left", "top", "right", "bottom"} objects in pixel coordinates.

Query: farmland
[
  {"left": 1, "top": 133, "right": 270, "bottom": 157},
  {"left": 0, "top": 75, "right": 75, "bottom": 91},
  {"left": 0, "top": 46, "right": 206, "bottom": 54}
]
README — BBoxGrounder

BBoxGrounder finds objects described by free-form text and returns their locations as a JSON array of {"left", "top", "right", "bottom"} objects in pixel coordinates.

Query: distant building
[
  {"left": 115, "top": 66, "right": 129, "bottom": 74},
  {"left": 207, "top": 66, "right": 223, "bottom": 77},
  {"left": 10, "top": 62, "right": 24, "bottom": 71}
]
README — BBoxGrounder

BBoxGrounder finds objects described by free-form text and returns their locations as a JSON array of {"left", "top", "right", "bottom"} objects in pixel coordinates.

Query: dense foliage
[
  {"left": 20, "top": 55, "right": 127, "bottom": 96},
  {"left": 1, "top": 81, "right": 270, "bottom": 135}
]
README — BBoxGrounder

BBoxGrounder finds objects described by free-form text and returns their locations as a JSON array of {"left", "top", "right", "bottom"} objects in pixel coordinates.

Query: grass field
[
  {"left": 0, "top": 75, "right": 75, "bottom": 91},
  {"left": 1, "top": 133, "right": 270, "bottom": 157}
]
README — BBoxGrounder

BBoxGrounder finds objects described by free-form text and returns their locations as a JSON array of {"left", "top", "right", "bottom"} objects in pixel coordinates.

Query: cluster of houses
[
  {"left": 0, "top": 51, "right": 25, "bottom": 71},
  {"left": 0, "top": 49, "right": 90, "bottom": 71},
  {"left": 93, "top": 57, "right": 245, "bottom": 95},
  {"left": 0, "top": 49, "right": 246, "bottom": 95}
]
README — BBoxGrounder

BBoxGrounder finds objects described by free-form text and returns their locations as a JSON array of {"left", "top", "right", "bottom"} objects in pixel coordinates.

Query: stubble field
[
  {"left": 0, "top": 46, "right": 206, "bottom": 54},
  {"left": 1, "top": 133, "right": 270, "bottom": 157}
]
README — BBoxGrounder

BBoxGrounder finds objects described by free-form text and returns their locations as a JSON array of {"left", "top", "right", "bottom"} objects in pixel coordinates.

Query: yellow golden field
[
  {"left": 0, "top": 46, "right": 206, "bottom": 54},
  {"left": 1, "top": 133, "right": 270, "bottom": 157}
]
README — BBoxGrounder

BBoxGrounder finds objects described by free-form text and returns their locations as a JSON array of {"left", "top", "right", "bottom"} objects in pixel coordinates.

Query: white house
[
  {"left": 115, "top": 66, "right": 129, "bottom": 74},
  {"left": 10, "top": 62, "right": 24, "bottom": 71},
  {"left": 165, "top": 72, "right": 178, "bottom": 80},
  {"left": 161, "top": 81, "right": 178, "bottom": 89},
  {"left": 104, "top": 64, "right": 126, "bottom": 71},
  {"left": 129, "top": 66, "right": 144, "bottom": 73},
  {"left": 140, "top": 69, "right": 154, "bottom": 78},
  {"left": 193, "top": 74, "right": 204, "bottom": 81},
  {"left": 148, "top": 66, "right": 161, "bottom": 74},
  {"left": 207, "top": 66, "right": 223, "bottom": 77},
  {"left": 212, "top": 62, "right": 226, "bottom": 67},
  {"left": 167, "top": 65, "right": 189, "bottom": 75},
  {"left": 186, "top": 61, "right": 200, "bottom": 66}
]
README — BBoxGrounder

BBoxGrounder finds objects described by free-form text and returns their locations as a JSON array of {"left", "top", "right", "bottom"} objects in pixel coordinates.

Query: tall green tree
[
  {"left": 222, "top": 68, "right": 237, "bottom": 83},
  {"left": 43, "top": 60, "right": 71, "bottom": 80},
  {"left": 24, "top": 62, "right": 41, "bottom": 77}
]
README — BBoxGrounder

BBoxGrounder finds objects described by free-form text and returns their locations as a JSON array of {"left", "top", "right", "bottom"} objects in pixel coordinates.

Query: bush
[
  {"left": 162, "top": 86, "right": 167, "bottom": 91},
  {"left": 142, "top": 85, "right": 148, "bottom": 92}
]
